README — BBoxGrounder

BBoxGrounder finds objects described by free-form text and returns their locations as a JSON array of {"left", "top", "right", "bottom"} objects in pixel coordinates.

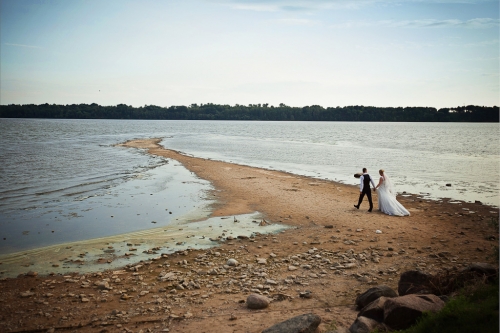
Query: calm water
[{"left": 0, "top": 119, "right": 498, "bottom": 254}]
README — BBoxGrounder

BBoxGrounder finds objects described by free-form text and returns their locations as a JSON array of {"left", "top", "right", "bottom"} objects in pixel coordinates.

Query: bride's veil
[{"left": 383, "top": 172, "right": 396, "bottom": 197}]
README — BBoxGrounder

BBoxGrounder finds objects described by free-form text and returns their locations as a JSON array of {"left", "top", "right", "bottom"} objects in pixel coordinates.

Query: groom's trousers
[{"left": 357, "top": 188, "right": 373, "bottom": 211}]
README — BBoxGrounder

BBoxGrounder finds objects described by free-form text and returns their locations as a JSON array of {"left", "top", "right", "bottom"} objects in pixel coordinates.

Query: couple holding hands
[{"left": 354, "top": 168, "right": 410, "bottom": 216}]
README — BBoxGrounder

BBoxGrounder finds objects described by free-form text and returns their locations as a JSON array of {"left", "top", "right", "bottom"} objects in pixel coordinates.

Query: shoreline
[
  {"left": 0, "top": 211, "right": 290, "bottom": 279},
  {"left": 0, "top": 138, "right": 497, "bottom": 333}
]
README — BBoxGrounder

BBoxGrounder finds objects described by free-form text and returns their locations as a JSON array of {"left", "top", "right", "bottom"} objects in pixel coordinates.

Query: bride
[{"left": 375, "top": 169, "right": 410, "bottom": 216}]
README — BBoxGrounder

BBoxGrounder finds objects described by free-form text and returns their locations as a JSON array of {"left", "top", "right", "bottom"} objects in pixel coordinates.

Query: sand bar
[{"left": 0, "top": 138, "right": 497, "bottom": 333}]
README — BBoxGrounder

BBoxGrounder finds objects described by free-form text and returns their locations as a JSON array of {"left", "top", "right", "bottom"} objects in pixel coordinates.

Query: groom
[{"left": 354, "top": 168, "right": 376, "bottom": 212}]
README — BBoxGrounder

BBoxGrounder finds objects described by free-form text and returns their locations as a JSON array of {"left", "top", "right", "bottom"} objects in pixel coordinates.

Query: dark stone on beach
[
  {"left": 26, "top": 271, "right": 38, "bottom": 277},
  {"left": 383, "top": 294, "right": 445, "bottom": 330},
  {"left": 324, "top": 225, "right": 334, "bottom": 229},
  {"left": 246, "top": 294, "right": 270, "bottom": 309},
  {"left": 446, "top": 183, "right": 452, "bottom": 186},
  {"left": 237, "top": 235, "right": 249, "bottom": 239},
  {"left": 459, "top": 262, "right": 498, "bottom": 282},
  {"left": 262, "top": 313, "right": 321, "bottom": 333},
  {"left": 354, "top": 173, "right": 363, "bottom": 178},
  {"left": 349, "top": 316, "right": 384, "bottom": 333},
  {"left": 398, "top": 271, "right": 433, "bottom": 296},
  {"left": 355, "top": 285, "right": 398, "bottom": 309},
  {"left": 357, "top": 296, "right": 390, "bottom": 322}
]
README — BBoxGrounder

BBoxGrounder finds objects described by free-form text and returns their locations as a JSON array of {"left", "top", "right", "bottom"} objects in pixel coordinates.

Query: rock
[
  {"left": 446, "top": 183, "right": 451, "bottom": 186},
  {"left": 398, "top": 270, "right": 433, "bottom": 296},
  {"left": 257, "top": 258, "right": 267, "bottom": 265},
  {"left": 299, "top": 291, "right": 312, "bottom": 299},
  {"left": 246, "top": 294, "right": 270, "bottom": 309},
  {"left": 459, "top": 262, "right": 498, "bottom": 282},
  {"left": 20, "top": 291, "right": 35, "bottom": 298},
  {"left": 357, "top": 296, "right": 389, "bottom": 322},
  {"left": 383, "top": 294, "right": 445, "bottom": 330},
  {"left": 159, "top": 272, "right": 176, "bottom": 281},
  {"left": 227, "top": 258, "right": 238, "bottom": 266},
  {"left": 349, "top": 316, "right": 383, "bottom": 333},
  {"left": 26, "top": 271, "right": 38, "bottom": 277},
  {"left": 95, "top": 281, "right": 111, "bottom": 290},
  {"left": 355, "top": 285, "right": 398, "bottom": 309},
  {"left": 262, "top": 313, "right": 321, "bottom": 333},
  {"left": 288, "top": 265, "right": 298, "bottom": 271},
  {"left": 324, "top": 225, "right": 334, "bottom": 229}
]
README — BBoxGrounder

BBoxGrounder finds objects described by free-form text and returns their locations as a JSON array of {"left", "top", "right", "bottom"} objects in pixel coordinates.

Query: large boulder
[
  {"left": 398, "top": 270, "right": 434, "bottom": 296},
  {"left": 262, "top": 313, "right": 321, "bottom": 333},
  {"left": 459, "top": 263, "right": 498, "bottom": 282},
  {"left": 383, "top": 294, "right": 445, "bottom": 330},
  {"left": 355, "top": 285, "right": 398, "bottom": 309},
  {"left": 349, "top": 316, "right": 384, "bottom": 333},
  {"left": 246, "top": 294, "right": 270, "bottom": 309},
  {"left": 357, "top": 296, "right": 390, "bottom": 323}
]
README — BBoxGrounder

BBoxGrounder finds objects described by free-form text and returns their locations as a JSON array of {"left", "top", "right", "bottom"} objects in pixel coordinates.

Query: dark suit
[{"left": 357, "top": 173, "right": 373, "bottom": 211}]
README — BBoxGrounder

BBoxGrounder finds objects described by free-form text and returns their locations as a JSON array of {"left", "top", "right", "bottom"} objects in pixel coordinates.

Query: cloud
[
  {"left": 4, "top": 43, "right": 42, "bottom": 49},
  {"left": 214, "top": 0, "right": 371, "bottom": 12},
  {"left": 272, "top": 18, "right": 319, "bottom": 25},
  {"left": 332, "top": 18, "right": 500, "bottom": 29},
  {"left": 215, "top": 0, "right": 497, "bottom": 12}
]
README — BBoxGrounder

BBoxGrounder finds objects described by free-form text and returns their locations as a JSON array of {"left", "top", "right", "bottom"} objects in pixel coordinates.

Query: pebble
[
  {"left": 299, "top": 290, "right": 312, "bottom": 298},
  {"left": 20, "top": 291, "right": 35, "bottom": 298},
  {"left": 227, "top": 258, "right": 238, "bottom": 266}
]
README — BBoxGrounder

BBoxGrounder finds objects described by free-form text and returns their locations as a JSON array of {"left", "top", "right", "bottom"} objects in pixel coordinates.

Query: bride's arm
[{"left": 375, "top": 176, "right": 384, "bottom": 189}]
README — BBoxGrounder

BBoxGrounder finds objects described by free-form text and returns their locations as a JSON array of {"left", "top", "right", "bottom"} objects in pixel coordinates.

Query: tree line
[{"left": 0, "top": 103, "right": 498, "bottom": 122}]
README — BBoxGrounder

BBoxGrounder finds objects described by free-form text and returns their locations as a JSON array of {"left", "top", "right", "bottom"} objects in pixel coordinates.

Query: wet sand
[{"left": 0, "top": 138, "right": 497, "bottom": 333}]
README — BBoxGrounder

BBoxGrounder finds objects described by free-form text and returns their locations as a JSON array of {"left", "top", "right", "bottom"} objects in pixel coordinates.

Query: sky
[{"left": 1, "top": 0, "right": 498, "bottom": 108}]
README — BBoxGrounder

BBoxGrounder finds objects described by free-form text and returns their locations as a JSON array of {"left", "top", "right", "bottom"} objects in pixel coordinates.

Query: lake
[{"left": 0, "top": 119, "right": 498, "bottom": 254}]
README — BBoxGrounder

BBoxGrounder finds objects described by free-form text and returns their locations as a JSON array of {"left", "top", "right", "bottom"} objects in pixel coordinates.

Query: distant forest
[{"left": 0, "top": 103, "right": 498, "bottom": 122}]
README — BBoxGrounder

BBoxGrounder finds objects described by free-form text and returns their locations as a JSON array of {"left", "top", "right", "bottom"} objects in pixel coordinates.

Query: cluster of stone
[
  {"left": 333, "top": 262, "right": 498, "bottom": 333},
  {"left": 256, "top": 263, "right": 497, "bottom": 333},
  {"left": 10, "top": 226, "right": 497, "bottom": 333}
]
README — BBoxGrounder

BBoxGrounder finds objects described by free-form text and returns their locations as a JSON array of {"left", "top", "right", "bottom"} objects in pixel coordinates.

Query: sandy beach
[{"left": 0, "top": 138, "right": 497, "bottom": 333}]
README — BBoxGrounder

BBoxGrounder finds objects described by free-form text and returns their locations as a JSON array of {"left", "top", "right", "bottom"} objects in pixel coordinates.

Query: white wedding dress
[{"left": 377, "top": 173, "right": 410, "bottom": 216}]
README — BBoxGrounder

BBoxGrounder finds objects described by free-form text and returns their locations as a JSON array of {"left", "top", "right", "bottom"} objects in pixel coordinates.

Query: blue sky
[{"left": 1, "top": 0, "right": 498, "bottom": 108}]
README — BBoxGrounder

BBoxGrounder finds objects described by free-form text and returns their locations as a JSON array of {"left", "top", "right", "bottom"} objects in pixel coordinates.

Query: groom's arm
[
  {"left": 370, "top": 177, "right": 376, "bottom": 189},
  {"left": 359, "top": 175, "right": 364, "bottom": 192}
]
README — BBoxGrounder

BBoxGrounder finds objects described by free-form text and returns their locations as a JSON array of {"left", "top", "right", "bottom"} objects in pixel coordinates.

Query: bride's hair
[{"left": 379, "top": 169, "right": 384, "bottom": 174}]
